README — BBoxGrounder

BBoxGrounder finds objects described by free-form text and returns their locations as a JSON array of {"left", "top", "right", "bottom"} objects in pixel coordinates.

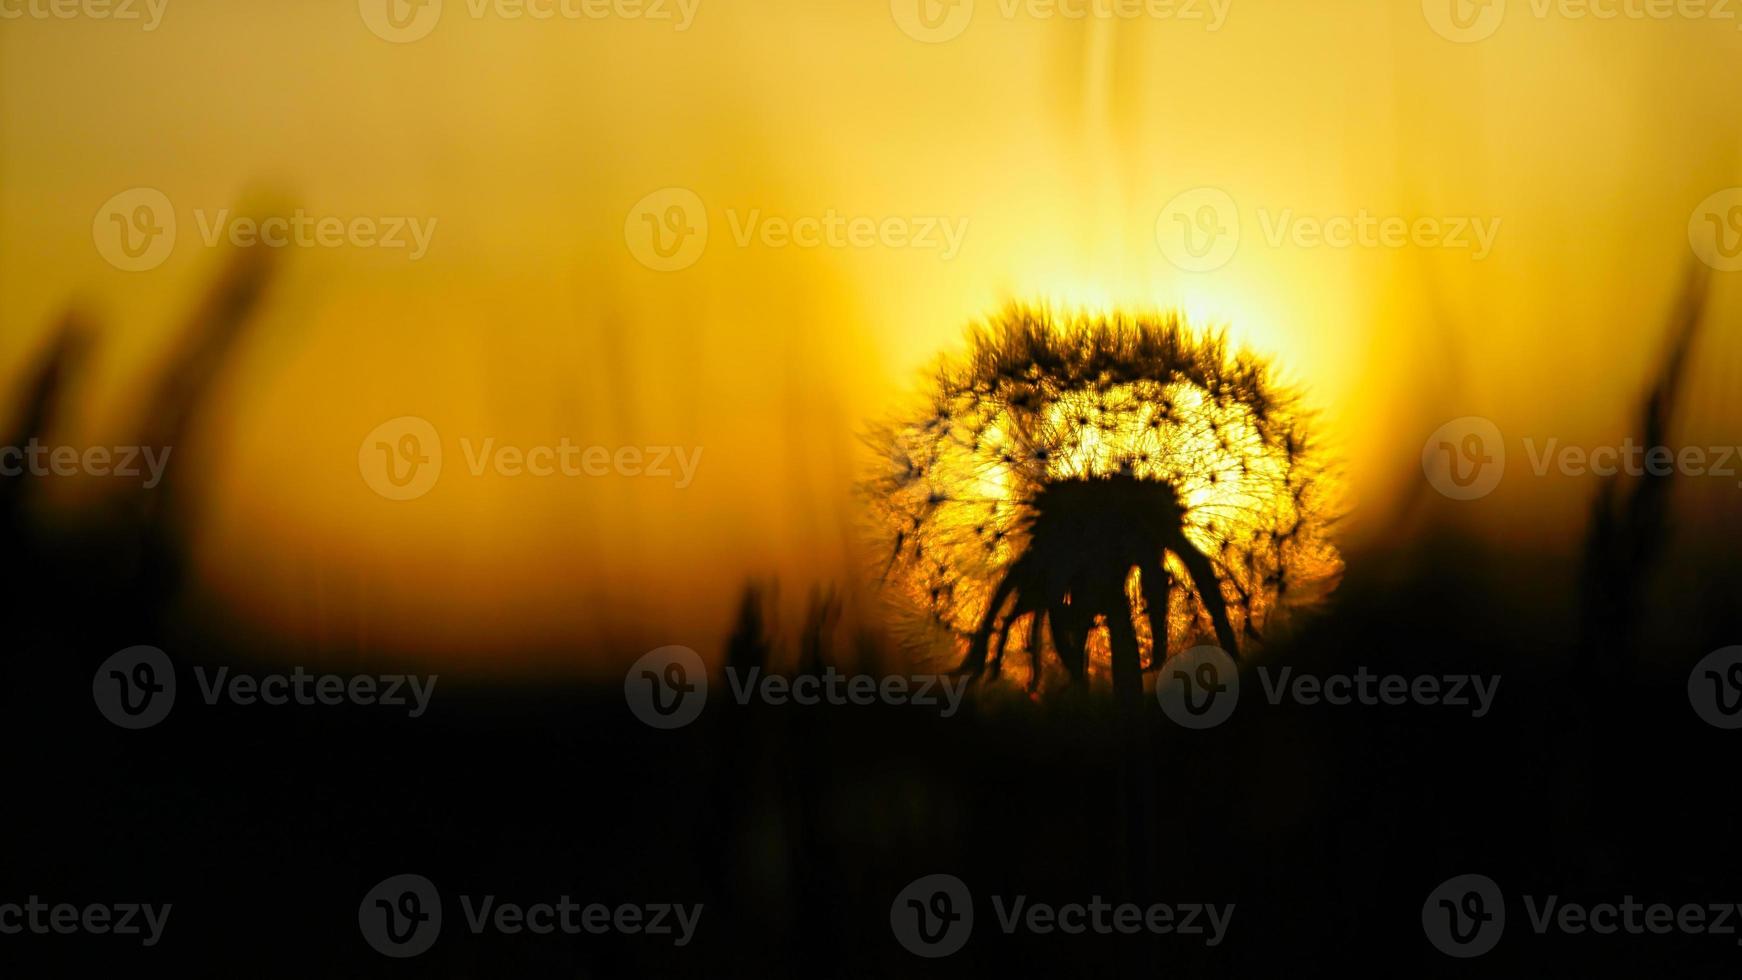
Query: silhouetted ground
[
  {"left": 2, "top": 546, "right": 1740, "bottom": 976},
  {"left": 2, "top": 249, "right": 1739, "bottom": 976}
]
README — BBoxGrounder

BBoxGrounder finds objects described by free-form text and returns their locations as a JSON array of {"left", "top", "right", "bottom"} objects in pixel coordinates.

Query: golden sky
[{"left": 3, "top": 0, "right": 1740, "bottom": 669}]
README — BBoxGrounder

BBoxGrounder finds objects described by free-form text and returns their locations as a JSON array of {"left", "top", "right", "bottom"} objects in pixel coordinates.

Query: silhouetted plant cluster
[{"left": 866, "top": 306, "right": 1341, "bottom": 702}]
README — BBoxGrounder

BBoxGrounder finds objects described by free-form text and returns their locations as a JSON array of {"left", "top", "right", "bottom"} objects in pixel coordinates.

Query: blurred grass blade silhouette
[
  {"left": 1576, "top": 261, "right": 1710, "bottom": 679},
  {"left": 1, "top": 314, "right": 93, "bottom": 625},
  {"left": 1, "top": 235, "right": 278, "bottom": 715}
]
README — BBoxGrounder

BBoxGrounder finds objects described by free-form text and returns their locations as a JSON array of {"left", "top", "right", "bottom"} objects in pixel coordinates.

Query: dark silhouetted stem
[{"left": 1167, "top": 532, "right": 1240, "bottom": 657}]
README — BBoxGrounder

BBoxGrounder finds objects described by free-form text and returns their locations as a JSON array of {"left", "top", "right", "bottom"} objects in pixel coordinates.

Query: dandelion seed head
[{"left": 865, "top": 305, "right": 1342, "bottom": 682}]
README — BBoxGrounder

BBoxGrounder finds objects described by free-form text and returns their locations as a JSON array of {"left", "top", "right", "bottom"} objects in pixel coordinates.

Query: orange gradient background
[{"left": 3, "top": 0, "right": 1741, "bottom": 670}]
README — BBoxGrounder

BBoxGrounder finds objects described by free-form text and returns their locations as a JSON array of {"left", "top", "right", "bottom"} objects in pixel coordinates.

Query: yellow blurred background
[{"left": 3, "top": 0, "right": 1740, "bottom": 670}]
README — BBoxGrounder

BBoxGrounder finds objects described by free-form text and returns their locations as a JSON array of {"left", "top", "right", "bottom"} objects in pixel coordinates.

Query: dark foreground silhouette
[{"left": 2, "top": 253, "right": 1739, "bottom": 976}]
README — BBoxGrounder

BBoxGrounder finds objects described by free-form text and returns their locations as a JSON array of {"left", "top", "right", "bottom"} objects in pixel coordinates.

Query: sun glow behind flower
[{"left": 868, "top": 307, "right": 1343, "bottom": 693}]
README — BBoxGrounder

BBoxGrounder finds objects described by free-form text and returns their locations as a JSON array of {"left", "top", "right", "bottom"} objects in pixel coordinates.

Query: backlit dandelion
[{"left": 866, "top": 306, "right": 1341, "bottom": 704}]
